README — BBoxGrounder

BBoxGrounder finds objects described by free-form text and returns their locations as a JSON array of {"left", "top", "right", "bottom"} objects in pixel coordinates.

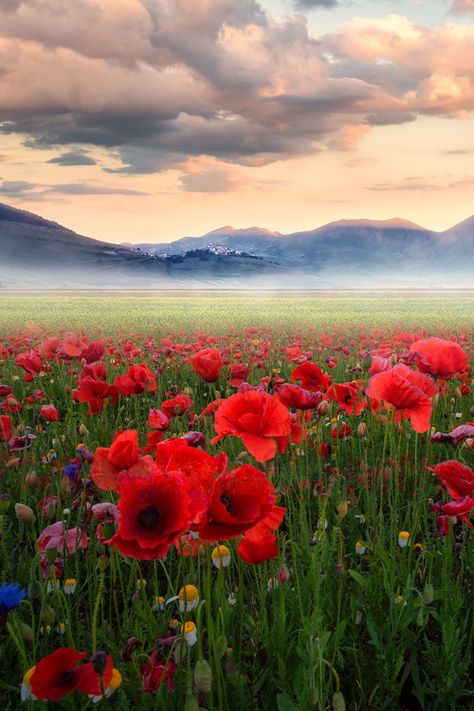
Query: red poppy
[
  {"left": 276, "top": 383, "right": 322, "bottom": 410},
  {"left": 430, "top": 460, "right": 474, "bottom": 499},
  {"left": 72, "top": 376, "right": 117, "bottom": 415},
  {"left": 237, "top": 504, "right": 286, "bottom": 564},
  {"left": 161, "top": 393, "right": 193, "bottom": 419},
  {"left": 155, "top": 438, "right": 227, "bottom": 525},
  {"left": 142, "top": 652, "right": 176, "bottom": 693},
  {"left": 188, "top": 348, "right": 223, "bottom": 382},
  {"left": 290, "top": 362, "right": 331, "bottom": 392},
  {"left": 409, "top": 337, "right": 469, "bottom": 378},
  {"left": 0, "top": 414, "right": 12, "bottom": 441},
  {"left": 15, "top": 349, "right": 43, "bottom": 377},
  {"left": 28, "top": 648, "right": 87, "bottom": 701},
  {"left": 80, "top": 339, "right": 104, "bottom": 365},
  {"left": 365, "top": 364, "right": 437, "bottom": 433},
  {"left": 229, "top": 363, "right": 250, "bottom": 387},
  {"left": 212, "top": 391, "right": 291, "bottom": 462},
  {"left": 39, "top": 404, "right": 59, "bottom": 422},
  {"left": 441, "top": 495, "right": 474, "bottom": 527},
  {"left": 91, "top": 430, "right": 153, "bottom": 491},
  {"left": 328, "top": 381, "right": 366, "bottom": 415},
  {"left": 108, "top": 469, "right": 193, "bottom": 559},
  {"left": 148, "top": 409, "right": 170, "bottom": 430},
  {"left": 114, "top": 363, "right": 157, "bottom": 396},
  {"left": 198, "top": 464, "right": 277, "bottom": 541}
]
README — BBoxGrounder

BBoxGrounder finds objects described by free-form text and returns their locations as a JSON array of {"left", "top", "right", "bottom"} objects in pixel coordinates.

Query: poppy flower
[
  {"left": 409, "top": 337, "right": 469, "bottom": 378},
  {"left": 430, "top": 423, "right": 474, "bottom": 446},
  {"left": 28, "top": 648, "right": 88, "bottom": 701},
  {"left": 148, "top": 409, "right": 170, "bottom": 430},
  {"left": 91, "top": 430, "right": 153, "bottom": 491},
  {"left": 114, "top": 363, "right": 157, "bottom": 397},
  {"left": 429, "top": 460, "right": 474, "bottom": 499},
  {"left": 15, "top": 349, "right": 43, "bottom": 377},
  {"left": 161, "top": 393, "right": 193, "bottom": 419},
  {"left": 198, "top": 464, "right": 277, "bottom": 541},
  {"left": 365, "top": 364, "right": 437, "bottom": 433},
  {"left": 188, "top": 348, "right": 223, "bottom": 382},
  {"left": 441, "top": 495, "right": 474, "bottom": 527},
  {"left": 80, "top": 339, "right": 104, "bottom": 365},
  {"left": 72, "top": 376, "right": 117, "bottom": 415},
  {"left": 155, "top": 439, "right": 226, "bottom": 525},
  {"left": 37, "top": 521, "right": 88, "bottom": 555},
  {"left": 229, "top": 363, "right": 250, "bottom": 387},
  {"left": 290, "top": 362, "right": 331, "bottom": 392},
  {"left": 212, "top": 391, "right": 291, "bottom": 462},
  {"left": 237, "top": 504, "right": 286, "bottom": 564},
  {"left": 141, "top": 652, "right": 176, "bottom": 693},
  {"left": 276, "top": 383, "right": 322, "bottom": 410},
  {"left": 107, "top": 469, "right": 193, "bottom": 559},
  {"left": 0, "top": 415, "right": 12, "bottom": 441},
  {"left": 328, "top": 381, "right": 366, "bottom": 415},
  {"left": 39, "top": 404, "right": 59, "bottom": 422}
]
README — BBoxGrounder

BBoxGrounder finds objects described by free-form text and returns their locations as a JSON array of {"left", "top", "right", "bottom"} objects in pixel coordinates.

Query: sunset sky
[{"left": 0, "top": 0, "right": 473, "bottom": 243}]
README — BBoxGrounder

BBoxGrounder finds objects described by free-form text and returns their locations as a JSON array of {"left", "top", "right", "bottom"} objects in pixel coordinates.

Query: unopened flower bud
[
  {"left": 15, "top": 503, "right": 35, "bottom": 524},
  {"left": 194, "top": 659, "right": 212, "bottom": 693}
]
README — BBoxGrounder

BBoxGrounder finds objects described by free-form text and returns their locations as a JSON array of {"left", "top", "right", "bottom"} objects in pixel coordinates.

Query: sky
[{"left": 0, "top": 0, "right": 473, "bottom": 243}]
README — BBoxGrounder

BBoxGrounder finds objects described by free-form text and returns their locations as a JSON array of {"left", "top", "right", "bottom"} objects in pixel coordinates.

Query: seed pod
[
  {"left": 19, "top": 622, "right": 33, "bottom": 642},
  {"left": 185, "top": 694, "right": 200, "bottom": 711},
  {"left": 333, "top": 691, "right": 346, "bottom": 711},
  {"left": 41, "top": 604, "right": 55, "bottom": 626},
  {"left": 194, "top": 659, "right": 212, "bottom": 693},
  {"left": 423, "top": 583, "right": 434, "bottom": 605},
  {"left": 15, "top": 503, "right": 35, "bottom": 523}
]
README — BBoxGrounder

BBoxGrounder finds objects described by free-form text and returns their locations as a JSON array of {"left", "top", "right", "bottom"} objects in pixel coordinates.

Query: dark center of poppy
[
  {"left": 138, "top": 505, "right": 161, "bottom": 528},
  {"left": 220, "top": 492, "right": 235, "bottom": 515},
  {"left": 59, "top": 669, "right": 75, "bottom": 686}
]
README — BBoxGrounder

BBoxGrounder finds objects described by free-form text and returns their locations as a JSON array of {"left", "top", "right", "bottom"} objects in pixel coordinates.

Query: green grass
[{"left": 1, "top": 293, "right": 474, "bottom": 334}]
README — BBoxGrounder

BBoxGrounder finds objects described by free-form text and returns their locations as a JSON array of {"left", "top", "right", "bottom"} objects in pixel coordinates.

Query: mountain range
[{"left": 1, "top": 201, "right": 473, "bottom": 289}]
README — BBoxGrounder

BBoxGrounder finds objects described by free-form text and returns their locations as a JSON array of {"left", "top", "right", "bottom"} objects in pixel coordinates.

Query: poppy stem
[{"left": 91, "top": 570, "right": 105, "bottom": 653}]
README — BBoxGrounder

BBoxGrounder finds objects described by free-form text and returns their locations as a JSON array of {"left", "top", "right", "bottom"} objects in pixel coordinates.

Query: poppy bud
[
  {"left": 41, "top": 604, "right": 55, "bottom": 625},
  {"left": 194, "top": 659, "right": 212, "bottom": 693},
  {"left": 15, "top": 503, "right": 35, "bottom": 524},
  {"left": 24, "top": 471, "right": 38, "bottom": 487},
  {"left": 0, "top": 493, "right": 12, "bottom": 513},
  {"left": 19, "top": 622, "right": 33, "bottom": 642},
  {"left": 423, "top": 583, "right": 434, "bottom": 605},
  {"left": 357, "top": 422, "right": 367, "bottom": 438},
  {"left": 360, "top": 356, "right": 371, "bottom": 371},
  {"left": 337, "top": 500, "right": 349, "bottom": 521},
  {"left": 333, "top": 691, "right": 346, "bottom": 711},
  {"left": 214, "top": 634, "right": 227, "bottom": 659},
  {"left": 28, "top": 580, "right": 42, "bottom": 600},
  {"left": 185, "top": 694, "right": 200, "bottom": 711},
  {"left": 79, "top": 423, "right": 88, "bottom": 436},
  {"left": 91, "top": 651, "right": 108, "bottom": 674},
  {"left": 317, "top": 400, "right": 330, "bottom": 415},
  {"left": 97, "top": 555, "right": 109, "bottom": 571}
]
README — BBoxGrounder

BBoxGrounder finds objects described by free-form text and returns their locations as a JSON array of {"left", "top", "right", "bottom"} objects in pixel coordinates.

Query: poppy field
[{"left": 1, "top": 294, "right": 474, "bottom": 710}]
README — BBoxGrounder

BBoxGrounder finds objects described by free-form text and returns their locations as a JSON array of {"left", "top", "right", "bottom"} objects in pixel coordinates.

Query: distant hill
[
  {"left": 1, "top": 201, "right": 473, "bottom": 288},
  {"left": 0, "top": 203, "right": 284, "bottom": 289}
]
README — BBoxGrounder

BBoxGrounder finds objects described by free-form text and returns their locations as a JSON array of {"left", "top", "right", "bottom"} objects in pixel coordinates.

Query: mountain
[
  {"left": 1, "top": 201, "right": 473, "bottom": 288},
  {"left": 0, "top": 203, "right": 284, "bottom": 289},
  {"left": 129, "top": 216, "right": 474, "bottom": 286}
]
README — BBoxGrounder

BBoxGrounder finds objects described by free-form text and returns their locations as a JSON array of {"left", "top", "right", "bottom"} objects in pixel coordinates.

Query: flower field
[{"left": 1, "top": 294, "right": 474, "bottom": 710}]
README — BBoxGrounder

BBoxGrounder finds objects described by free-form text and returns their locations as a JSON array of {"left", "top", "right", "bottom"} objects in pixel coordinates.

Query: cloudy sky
[{"left": 0, "top": 0, "right": 473, "bottom": 243}]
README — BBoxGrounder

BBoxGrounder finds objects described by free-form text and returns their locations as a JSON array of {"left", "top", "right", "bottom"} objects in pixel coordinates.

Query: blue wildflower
[
  {"left": 0, "top": 583, "right": 27, "bottom": 615},
  {"left": 63, "top": 463, "right": 80, "bottom": 480}
]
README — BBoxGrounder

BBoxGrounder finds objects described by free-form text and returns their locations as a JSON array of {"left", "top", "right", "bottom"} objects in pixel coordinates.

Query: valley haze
[{"left": 1, "top": 202, "right": 473, "bottom": 290}]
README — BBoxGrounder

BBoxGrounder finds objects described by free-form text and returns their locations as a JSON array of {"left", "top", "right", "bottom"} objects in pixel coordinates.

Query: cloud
[
  {"left": 295, "top": 0, "right": 339, "bottom": 8},
  {"left": 47, "top": 150, "right": 97, "bottom": 166},
  {"left": 0, "top": 179, "right": 146, "bottom": 198},
  {"left": 0, "top": 3, "right": 473, "bottom": 175},
  {"left": 450, "top": 0, "right": 474, "bottom": 15},
  {"left": 180, "top": 170, "right": 237, "bottom": 193}
]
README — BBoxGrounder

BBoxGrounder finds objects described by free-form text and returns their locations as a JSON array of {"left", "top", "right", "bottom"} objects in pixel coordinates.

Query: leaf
[
  {"left": 348, "top": 569, "right": 368, "bottom": 588},
  {"left": 277, "top": 693, "right": 299, "bottom": 711}
]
